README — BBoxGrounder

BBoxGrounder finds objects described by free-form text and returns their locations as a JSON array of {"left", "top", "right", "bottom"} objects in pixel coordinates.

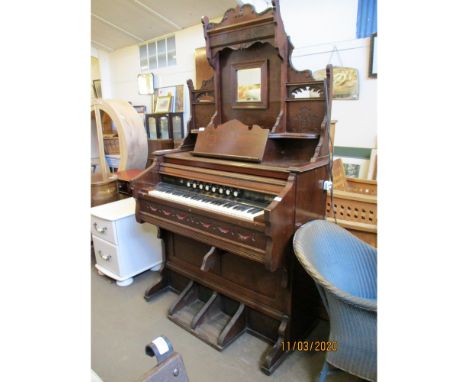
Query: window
[
  {"left": 139, "top": 45, "right": 148, "bottom": 71},
  {"left": 139, "top": 36, "right": 176, "bottom": 71},
  {"left": 148, "top": 42, "right": 157, "bottom": 70},
  {"left": 157, "top": 39, "right": 167, "bottom": 68},
  {"left": 167, "top": 36, "right": 176, "bottom": 66}
]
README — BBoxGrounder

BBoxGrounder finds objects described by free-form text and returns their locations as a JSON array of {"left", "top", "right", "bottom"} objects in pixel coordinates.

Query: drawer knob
[
  {"left": 98, "top": 250, "right": 111, "bottom": 262},
  {"left": 93, "top": 223, "right": 107, "bottom": 234}
]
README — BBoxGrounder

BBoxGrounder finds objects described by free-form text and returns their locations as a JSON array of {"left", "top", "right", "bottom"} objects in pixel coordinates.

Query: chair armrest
[
  {"left": 293, "top": 220, "right": 377, "bottom": 312},
  {"left": 304, "top": 263, "right": 377, "bottom": 312}
]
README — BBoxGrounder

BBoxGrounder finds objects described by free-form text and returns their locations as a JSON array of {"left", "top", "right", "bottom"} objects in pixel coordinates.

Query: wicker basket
[
  {"left": 103, "top": 137, "right": 120, "bottom": 155},
  {"left": 326, "top": 159, "right": 377, "bottom": 247}
]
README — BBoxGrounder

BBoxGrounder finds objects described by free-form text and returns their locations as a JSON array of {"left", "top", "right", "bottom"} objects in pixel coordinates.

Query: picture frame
[
  {"left": 93, "top": 79, "right": 102, "bottom": 98},
  {"left": 343, "top": 163, "right": 361, "bottom": 178},
  {"left": 334, "top": 155, "right": 370, "bottom": 179},
  {"left": 133, "top": 105, "right": 146, "bottom": 114},
  {"left": 157, "top": 86, "right": 177, "bottom": 112},
  {"left": 231, "top": 60, "right": 268, "bottom": 109},
  {"left": 154, "top": 85, "right": 184, "bottom": 112},
  {"left": 369, "top": 33, "right": 377, "bottom": 79},
  {"left": 314, "top": 67, "right": 359, "bottom": 100},
  {"left": 367, "top": 148, "right": 378, "bottom": 180},
  {"left": 175, "top": 85, "right": 184, "bottom": 112},
  {"left": 154, "top": 96, "right": 172, "bottom": 113}
]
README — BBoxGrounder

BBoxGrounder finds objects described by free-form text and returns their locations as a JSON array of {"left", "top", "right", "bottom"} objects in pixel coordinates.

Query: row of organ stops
[{"left": 182, "top": 179, "right": 241, "bottom": 198}]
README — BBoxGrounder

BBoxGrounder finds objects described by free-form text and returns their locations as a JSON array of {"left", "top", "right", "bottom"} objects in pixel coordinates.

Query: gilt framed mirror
[{"left": 137, "top": 73, "right": 155, "bottom": 95}]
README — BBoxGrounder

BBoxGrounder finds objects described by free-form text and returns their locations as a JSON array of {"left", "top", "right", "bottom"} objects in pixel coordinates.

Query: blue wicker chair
[{"left": 293, "top": 220, "right": 377, "bottom": 382}]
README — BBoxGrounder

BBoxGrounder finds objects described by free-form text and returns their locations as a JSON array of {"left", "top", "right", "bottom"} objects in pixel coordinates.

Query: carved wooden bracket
[{"left": 261, "top": 315, "right": 290, "bottom": 375}]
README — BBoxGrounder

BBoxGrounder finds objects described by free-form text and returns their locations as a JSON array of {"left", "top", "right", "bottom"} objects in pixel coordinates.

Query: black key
[
  {"left": 246, "top": 207, "right": 262, "bottom": 214},
  {"left": 240, "top": 205, "right": 254, "bottom": 211},
  {"left": 233, "top": 205, "right": 248, "bottom": 211}
]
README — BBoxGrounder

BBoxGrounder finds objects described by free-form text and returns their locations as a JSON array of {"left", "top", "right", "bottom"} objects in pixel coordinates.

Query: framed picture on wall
[
  {"left": 369, "top": 33, "right": 377, "bottom": 78},
  {"left": 314, "top": 67, "right": 359, "bottom": 100}
]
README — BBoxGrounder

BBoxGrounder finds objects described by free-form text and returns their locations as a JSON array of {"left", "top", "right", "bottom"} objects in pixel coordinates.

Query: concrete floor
[{"left": 91, "top": 264, "right": 364, "bottom": 382}]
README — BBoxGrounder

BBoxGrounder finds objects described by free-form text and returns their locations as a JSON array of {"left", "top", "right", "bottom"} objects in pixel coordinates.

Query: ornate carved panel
[{"left": 139, "top": 199, "right": 267, "bottom": 249}]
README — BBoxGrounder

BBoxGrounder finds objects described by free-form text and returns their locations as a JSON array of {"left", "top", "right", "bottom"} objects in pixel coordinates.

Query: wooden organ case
[{"left": 133, "top": 1, "right": 333, "bottom": 375}]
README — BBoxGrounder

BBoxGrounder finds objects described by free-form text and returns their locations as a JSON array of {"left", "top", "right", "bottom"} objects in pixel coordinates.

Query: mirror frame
[
  {"left": 137, "top": 73, "right": 155, "bottom": 95},
  {"left": 231, "top": 60, "right": 268, "bottom": 109}
]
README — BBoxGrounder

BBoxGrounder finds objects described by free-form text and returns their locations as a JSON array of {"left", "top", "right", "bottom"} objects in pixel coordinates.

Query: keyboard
[{"left": 148, "top": 183, "right": 265, "bottom": 222}]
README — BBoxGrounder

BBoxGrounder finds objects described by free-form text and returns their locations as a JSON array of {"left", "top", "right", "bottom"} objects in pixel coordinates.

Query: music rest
[{"left": 192, "top": 119, "right": 269, "bottom": 163}]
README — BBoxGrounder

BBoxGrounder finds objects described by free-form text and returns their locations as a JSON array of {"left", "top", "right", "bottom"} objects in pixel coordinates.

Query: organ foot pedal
[
  {"left": 168, "top": 281, "right": 247, "bottom": 351},
  {"left": 164, "top": 278, "right": 300, "bottom": 375},
  {"left": 138, "top": 336, "right": 190, "bottom": 382}
]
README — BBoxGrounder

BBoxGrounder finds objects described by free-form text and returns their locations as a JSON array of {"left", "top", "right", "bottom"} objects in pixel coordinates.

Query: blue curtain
[{"left": 356, "top": 0, "right": 377, "bottom": 38}]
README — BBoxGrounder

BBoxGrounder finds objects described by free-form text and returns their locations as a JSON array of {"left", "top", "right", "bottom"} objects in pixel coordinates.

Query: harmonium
[{"left": 133, "top": 0, "right": 333, "bottom": 374}]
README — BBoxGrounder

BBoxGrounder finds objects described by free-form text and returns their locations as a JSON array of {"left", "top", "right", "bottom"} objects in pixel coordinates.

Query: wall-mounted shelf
[{"left": 285, "top": 98, "right": 324, "bottom": 102}]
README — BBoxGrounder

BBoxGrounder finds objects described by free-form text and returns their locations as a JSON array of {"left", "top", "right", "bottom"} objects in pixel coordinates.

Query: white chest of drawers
[{"left": 91, "top": 197, "right": 162, "bottom": 286}]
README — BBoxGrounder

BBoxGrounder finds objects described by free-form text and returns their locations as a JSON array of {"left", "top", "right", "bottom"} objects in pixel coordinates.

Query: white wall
[
  {"left": 91, "top": 47, "right": 112, "bottom": 98},
  {"left": 100, "top": 0, "right": 376, "bottom": 148},
  {"left": 104, "top": 23, "right": 207, "bottom": 126}
]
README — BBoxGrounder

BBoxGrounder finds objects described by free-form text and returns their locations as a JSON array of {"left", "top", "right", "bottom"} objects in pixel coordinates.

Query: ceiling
[{"left": 91, "top": 0, "right": 241, "bottom": 52}]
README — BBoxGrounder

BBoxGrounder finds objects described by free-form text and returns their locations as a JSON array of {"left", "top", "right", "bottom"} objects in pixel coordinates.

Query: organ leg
[
  {"left": 144, "top": 268, "right": 169, "bottom": 301},
  {"left": 260, "top": 316, "right": 290, "bottom": 375}
]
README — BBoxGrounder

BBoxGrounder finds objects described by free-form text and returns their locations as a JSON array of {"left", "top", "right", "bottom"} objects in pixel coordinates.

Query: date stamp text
[{"left": 281, "top": 341, "right": 338, "bottom": 352}]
